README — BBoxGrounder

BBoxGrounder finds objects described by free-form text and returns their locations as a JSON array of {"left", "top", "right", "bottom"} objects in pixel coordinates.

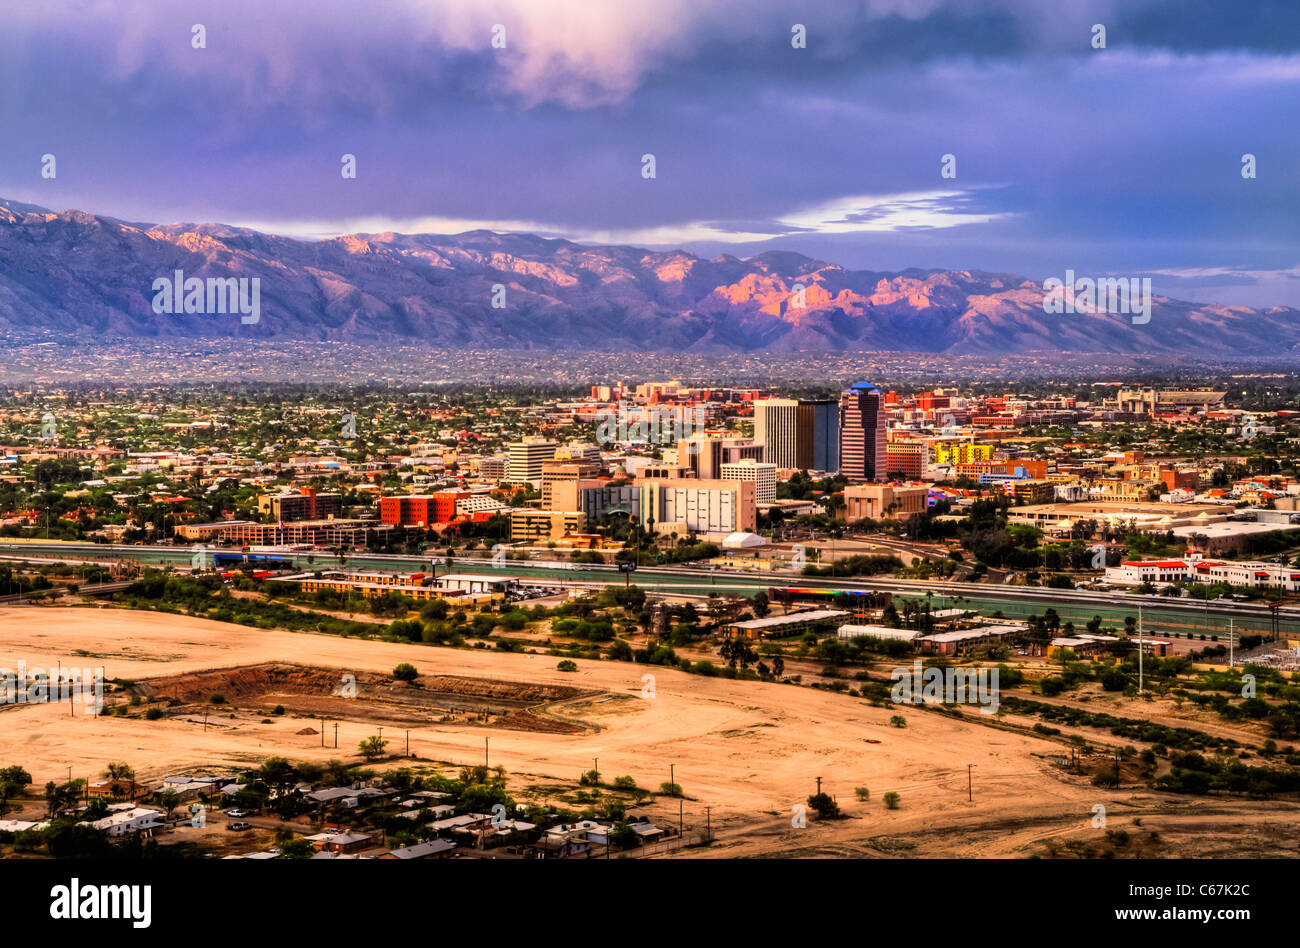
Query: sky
[{"left": 2, "top": 0, "right": 1299, "bottom": 307}]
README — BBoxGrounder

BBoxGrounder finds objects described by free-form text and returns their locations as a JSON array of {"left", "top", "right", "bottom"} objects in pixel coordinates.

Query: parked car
[
  {"left": 227, "top": 821, "right": 252, "bottom": 831},
  {"left": 225, "top": 809, "right": 246, "bottom": 818}
]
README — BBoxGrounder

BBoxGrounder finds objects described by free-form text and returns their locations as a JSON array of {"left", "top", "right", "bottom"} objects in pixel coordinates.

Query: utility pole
[
  {"left": 1138, "top": 605, "right": 1143, "bottom": 693},
  {"left": 405, "top": 729, "right": 410, "bottom": 758},
  {"left": 321, "top": 718, "right": 325, "bottom": 747},
  {"left": 1229, "top": 617, "right": 1234, "bottom": 668},
  {"left": 670, "top": 763, "right": 679, "bottom": 836},
  {"left": 333, "top": 722, "right": 338, "bottom": 748},
  {"left": 485, "top": 737, "right": 489, "bottom": 769},
  {"left": 815, "top": 775, "right": 822, "bottom": 796},
  {"left": 967, "top": 764, "right": 973, "bottom": 802},
  {"left": 705, "top": 806, "right": 712, "bottom": 843}
]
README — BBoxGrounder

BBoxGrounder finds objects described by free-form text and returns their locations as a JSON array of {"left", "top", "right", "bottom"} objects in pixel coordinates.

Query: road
[{"left": 1, "top": 539, "right": 1296, "bottom": 638}]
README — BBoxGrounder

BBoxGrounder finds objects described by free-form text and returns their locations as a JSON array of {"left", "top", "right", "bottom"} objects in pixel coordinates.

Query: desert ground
[{"left": 1, "top": 604, "right": 1297, "bottom": 858}]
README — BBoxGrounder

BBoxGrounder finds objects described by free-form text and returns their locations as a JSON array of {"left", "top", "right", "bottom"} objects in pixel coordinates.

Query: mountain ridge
[{"left": 1, "top": 198, "right": 1296, "bottom": 355}]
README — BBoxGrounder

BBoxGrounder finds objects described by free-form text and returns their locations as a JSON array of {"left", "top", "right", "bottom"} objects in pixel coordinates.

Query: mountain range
[{"left": 1, "top": 198, "right": 1296, "bottom": 355}]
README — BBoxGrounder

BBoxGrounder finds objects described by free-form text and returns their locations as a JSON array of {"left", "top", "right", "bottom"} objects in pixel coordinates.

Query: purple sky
[{"left": 3, "top": 0, "right": 1299, "bottom": 306}]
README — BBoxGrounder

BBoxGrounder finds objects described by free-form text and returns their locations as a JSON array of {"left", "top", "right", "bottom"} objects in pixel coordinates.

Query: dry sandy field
[{"left": 1, "top": 605, "right": 1297, "bottom": 858}]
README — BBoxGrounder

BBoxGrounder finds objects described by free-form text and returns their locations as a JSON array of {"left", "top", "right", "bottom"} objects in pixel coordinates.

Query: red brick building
[{"left": 379, "top": 490, "right": 469, "bottom": 526}]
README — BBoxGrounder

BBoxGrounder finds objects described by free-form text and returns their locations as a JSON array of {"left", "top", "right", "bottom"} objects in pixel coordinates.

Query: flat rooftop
[
  {"left": 837, "top": 624, "right": 922, "bottom": 641},
  {"left": 728, "top": 609, "right": 848, "bottom": 631},
  {"left": 922, "top": 623, "right": 1026, "bottom": 642},
  {"left": 1013, "top": 501, "right": 1225, "bottom": 518}
]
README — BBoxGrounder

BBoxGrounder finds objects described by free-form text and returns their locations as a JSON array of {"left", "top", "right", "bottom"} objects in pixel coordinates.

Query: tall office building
[
  {"left": 677, "top": 433, "right": 763, "bottom": 479},
  {"left": 507, "top": 439, "right": 557, "bottom": 485},
  {"left": 796, "top": 399, "right": 839, "bottom": 472},
  {"left": 754, "top": 398, "right": 839, "bottom": 472},
  {"left": 839, "top": 382, "right": 887, "bottom": 481},
  {"left": 752, "top": 398, "right": 799, "bottom": 468}
]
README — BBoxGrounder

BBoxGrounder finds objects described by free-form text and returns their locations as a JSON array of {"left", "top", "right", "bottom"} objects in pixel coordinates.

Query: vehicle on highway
[{"left": 225, "top": 809, "right": 246, "bottom": 818}]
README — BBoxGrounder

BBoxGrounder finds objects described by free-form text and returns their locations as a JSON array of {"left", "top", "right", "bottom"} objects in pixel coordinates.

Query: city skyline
[{"left": 1, "top": 0, "right": 1298, "bottom": 902}]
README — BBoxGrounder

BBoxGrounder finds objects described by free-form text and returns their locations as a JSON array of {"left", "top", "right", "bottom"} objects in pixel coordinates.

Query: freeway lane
[{"left": 2, "top": 540, "right": 1296, "bottom": 639}]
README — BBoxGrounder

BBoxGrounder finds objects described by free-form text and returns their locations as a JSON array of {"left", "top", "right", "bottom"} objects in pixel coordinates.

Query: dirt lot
[
  {"left": 131, "top": 663, "right": 602, "bottom": 735},
  {"left": 1, "top": 605, "right": 1297, "bottom": 858}
]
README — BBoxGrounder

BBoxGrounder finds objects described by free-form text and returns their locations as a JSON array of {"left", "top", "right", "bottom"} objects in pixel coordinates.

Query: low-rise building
[
  {"left": 306, "top": 830, "right": 373, "bottom": 854},
  {"left": 723, "top": 609, "right": 848, "bottom": 640},
  {"left": 1105, "top": 556, "right": 1300, "bottom": 592},
  {"left": 378, "top": 839, "right": 457, "bottom": 859},
  {"left": 91, "top": 804, "right": 165, "bottom": 837},
  {"left": 919, "top": 624, "right": 1025, "bottom": 655},
  {"left": 510, "top": 509, "right": 587, "bottom": 542},
  {"left": 259, "top": 487, "right": 342, "bottom": 522},
  {"left": 844, "top": 483, "right": 928, "bottom": 521}
]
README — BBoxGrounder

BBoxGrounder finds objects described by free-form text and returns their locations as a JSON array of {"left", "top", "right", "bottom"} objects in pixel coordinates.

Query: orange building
[
  {"left": 885, "top": 441, "right": 927, "bottom": 478},
  {"left": 379, "top": 490, "right": 468, "bottom": 526}
]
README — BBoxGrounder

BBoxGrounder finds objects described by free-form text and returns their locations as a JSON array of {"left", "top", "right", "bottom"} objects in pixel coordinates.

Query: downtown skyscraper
[
  {"left": 754, "top": 397, "right": 839, "bottom": 473},
  {"left": 839, "top": 382, "right": 886, "bottom": 481}
]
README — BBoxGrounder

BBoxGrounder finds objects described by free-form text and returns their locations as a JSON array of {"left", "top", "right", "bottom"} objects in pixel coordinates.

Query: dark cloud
[{"left": 0, "top": 0, "right": 1297, "bottom": 305}]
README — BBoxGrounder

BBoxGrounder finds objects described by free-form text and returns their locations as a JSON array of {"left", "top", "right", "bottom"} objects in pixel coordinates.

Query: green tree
[
  {"left": 359, "top": 736, "right": 388, "bottom": 761},
  {"left": 278, "top": 838, "right": 315, "bottom": 859},
  {"left": 807, "top": 792, "right": 839, "bottom": 819},
  {"left": 0, "top": 766, "right": 32, "bottom": 815},
  {"left": 608, "top": 822, "right": 640, "bottom": 850},
  {"left": 158, "top": 788, "right": 181, "bottom": 820}
]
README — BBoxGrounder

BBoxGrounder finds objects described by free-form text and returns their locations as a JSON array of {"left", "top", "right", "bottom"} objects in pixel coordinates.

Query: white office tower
[{"left": 753, "top": 398, "right": 799, "bottom": 468}]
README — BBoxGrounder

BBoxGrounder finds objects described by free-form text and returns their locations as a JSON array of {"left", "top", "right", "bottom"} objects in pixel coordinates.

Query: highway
[{"left": 1, "top": 539, "right": 1296, "bottom": 639}]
